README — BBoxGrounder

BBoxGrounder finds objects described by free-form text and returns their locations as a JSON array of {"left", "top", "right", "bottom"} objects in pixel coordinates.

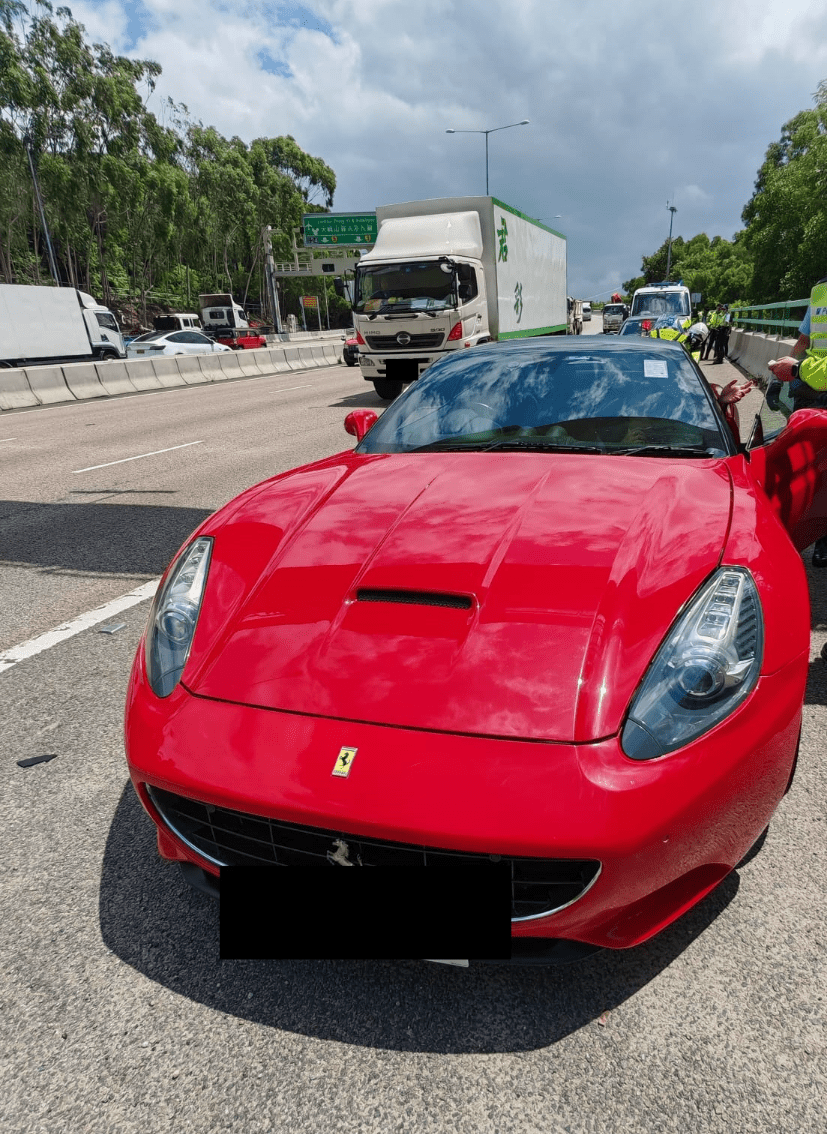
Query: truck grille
[
  {"left": 147, "top": 786, "right": 600, "bottom": 922},
  {"left": 365, "top": 332, "right": 444, "bottom": 351}
]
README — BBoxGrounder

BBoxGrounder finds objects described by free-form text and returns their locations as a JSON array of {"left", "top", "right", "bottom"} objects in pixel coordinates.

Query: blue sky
[{"left": 64, "top": 0, "right": 827, "bottom": 299}]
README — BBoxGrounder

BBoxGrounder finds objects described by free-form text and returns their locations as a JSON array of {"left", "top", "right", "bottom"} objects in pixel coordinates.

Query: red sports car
[{"left": 125, "top": 337, "right": 827, "bottom": 963}]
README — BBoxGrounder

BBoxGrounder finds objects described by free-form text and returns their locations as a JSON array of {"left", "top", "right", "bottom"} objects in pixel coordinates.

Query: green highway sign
[{"left": 303, "top": 212, "right": 377, "bottom": 246}]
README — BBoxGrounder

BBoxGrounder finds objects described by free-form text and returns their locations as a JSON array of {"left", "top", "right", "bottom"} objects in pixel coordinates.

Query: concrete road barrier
[
  {"left": 265, "top": 348, "right": 291, "bottom": 374},
  {"left": 311, "top": 343, "right": 329, "bottom": 366},
  {"left": 0, "top": 368, "right": 39, "bottom": 410},
  {"left": 217, "top": 352, "right": 244, "bottom": 379},
  {"left": 61, "top": 361, "right": 109, "bottom": 400},
  {"left": 123, "top": 359, "right": 160, "bottom": 392},
  {"left": 175, "top": 356, "right": 205, "bottom": 384},
  {"left": 236, "top": 350, "right": 265, "bottom": 377},
  {"left": 22, "top": 365, "right": 76, "bottom": 405},
  {"left": 95, "top": 359, "right": 137, "bottom": 396},
  {"left": 151, "top": 357, "right": 186, "bottom": 387},
  {"left": 282, "top": 346, "right": 306, "bottom": 371},
  {"left": 324, "top": 341, "right": 341, "bottom": 364},
  {"left": 198, "top": 353, "right": 228, "bottom": 380}
]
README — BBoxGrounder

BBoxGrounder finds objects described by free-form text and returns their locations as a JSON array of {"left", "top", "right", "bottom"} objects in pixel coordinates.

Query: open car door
[{"left": 748, "top": 406, "right": 827, "bottom": 551}]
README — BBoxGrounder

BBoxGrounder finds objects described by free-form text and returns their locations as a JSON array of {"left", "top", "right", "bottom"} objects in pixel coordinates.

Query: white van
[
  {"left": 153, "top": 313, "right": 203, "bottom": 332},
  {"left": 582, "top": 302, "right": 592, "bottom": 322}
]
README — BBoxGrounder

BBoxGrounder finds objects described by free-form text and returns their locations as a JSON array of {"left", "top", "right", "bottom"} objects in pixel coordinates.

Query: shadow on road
[
  {"left": 327, "top": 390, "right": 391, "bottom": 410},
  {"left": 100, "top": 784, "right": 739, "bottom": 1055},
  {"left": 0, "top": 500, "right": 214, "bottom": 577}
]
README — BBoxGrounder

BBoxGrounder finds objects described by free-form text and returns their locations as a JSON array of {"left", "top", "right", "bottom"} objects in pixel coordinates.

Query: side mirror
[{"left": 344, "top": 409, "right": 378, "bottom": 442}]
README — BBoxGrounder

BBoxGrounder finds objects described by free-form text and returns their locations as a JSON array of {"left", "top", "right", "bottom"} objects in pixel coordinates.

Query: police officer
[
  {"left": 702, "top": 305, "right": 725, "bottom": 361},
  {"left": 767, "top": 274, "right": 827, "bottom": 564}
]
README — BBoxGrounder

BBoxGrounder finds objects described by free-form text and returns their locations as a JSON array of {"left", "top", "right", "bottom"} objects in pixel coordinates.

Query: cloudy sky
[{"left": 64, "top": 0, "right": 827, "bottom": 298}]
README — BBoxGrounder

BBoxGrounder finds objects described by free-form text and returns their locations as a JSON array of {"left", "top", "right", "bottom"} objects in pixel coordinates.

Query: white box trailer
[
  {"left": 0, "top": 284, "right": 125, "bottom": 367},
  {"left": 353, "top": 196, "right": 567, "bottom": 400}
]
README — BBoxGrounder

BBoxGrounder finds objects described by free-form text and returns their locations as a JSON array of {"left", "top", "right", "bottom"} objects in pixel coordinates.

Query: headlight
[
  {"left": 145, "top": 537, "right": 213, "bottom": 697},
  {"left": 622, "top": 567, "right": 763, "bottom": 760}
]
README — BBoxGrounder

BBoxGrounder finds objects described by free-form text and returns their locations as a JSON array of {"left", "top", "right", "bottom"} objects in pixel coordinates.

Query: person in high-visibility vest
[
  {"left": 768, "top": 275, "right": 827, "bottom": 564},
  {"left": 702, "top": 305, "right": 725, "bottom": 360}
]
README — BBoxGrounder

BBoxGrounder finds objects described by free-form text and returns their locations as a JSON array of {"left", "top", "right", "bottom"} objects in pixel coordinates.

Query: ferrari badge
[{"left": 332, "top": 747, "right": 357, "bottom": 777}]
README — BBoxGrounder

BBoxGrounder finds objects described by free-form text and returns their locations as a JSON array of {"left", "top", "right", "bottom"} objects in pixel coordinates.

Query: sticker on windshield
[{"left": 644, "top": 359, "right": 669, "bottom": 378}]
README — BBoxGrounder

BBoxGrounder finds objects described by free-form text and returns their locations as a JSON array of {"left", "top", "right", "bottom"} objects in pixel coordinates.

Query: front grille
[
  {"left": 365, "top": 333, "right": 444, "bottom": 351},
  {"left": 148, "top": 786, "right": 600, "bottom": 922},
  {"left": 356, "top": 588, "right": 473, "bottom": 610}
]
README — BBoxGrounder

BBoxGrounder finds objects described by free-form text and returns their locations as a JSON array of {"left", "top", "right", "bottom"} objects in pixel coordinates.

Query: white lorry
[
  {"left": 352, "top": 196, "right": 567, "bottom": 400},
  {"left": 629, "top": 282, "right": 693, "bottom": 322},
  {"left": 0, "top": 284, "right": 125, "bottom": 367}
]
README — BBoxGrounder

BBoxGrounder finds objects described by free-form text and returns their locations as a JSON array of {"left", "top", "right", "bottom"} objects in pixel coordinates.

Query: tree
[{"left": 741, "top": 81, "right": 827, "bottom": 300}]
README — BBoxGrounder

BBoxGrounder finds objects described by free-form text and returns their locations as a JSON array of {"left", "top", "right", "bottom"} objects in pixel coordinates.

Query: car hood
[{"left": 186, "top": 452, "right": 732, "bottom": 742}]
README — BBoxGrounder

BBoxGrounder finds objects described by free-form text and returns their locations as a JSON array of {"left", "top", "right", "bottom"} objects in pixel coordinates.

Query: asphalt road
[{"left": 1, "top": 349, "right": 826, "bottom": 1134}]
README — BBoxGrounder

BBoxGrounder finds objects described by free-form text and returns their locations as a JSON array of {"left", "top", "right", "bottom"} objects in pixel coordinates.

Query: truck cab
[
  {"left": 77, "top": 291, "right": 125, "bottom": 359},
  {"left": 353, "top": 211, "right": 490, "bottom": 401},
  {"left": 198, "top": 293, "right": 265, "bottom": 350}
]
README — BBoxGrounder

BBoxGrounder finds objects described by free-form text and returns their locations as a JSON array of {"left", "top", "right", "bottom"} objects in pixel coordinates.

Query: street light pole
[
  {"left": 23, "top": 134, "right": 60, "bottom": 286},
  {"left": 446, "top": 120, "right": 530, "bottom": 195},
  {"left": 665, "top": 203, "right": 677, "bottom": 280}
]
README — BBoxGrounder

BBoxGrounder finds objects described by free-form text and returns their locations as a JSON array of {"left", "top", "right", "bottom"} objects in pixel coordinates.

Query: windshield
[
  {"left": 354, "top": 261, "right": 456, "bottom": 313},
  {"left": 604, "top": 304, "right": 625, "bottom": 316},
  {"left": 630, "top": 291, "right": 690, "bottom": 318},
  {"left": 357, "top": 344, "right": 731, "bottom": 457},
  {"left": 619, "top": 319, "right": 654, "bottom": 337}
]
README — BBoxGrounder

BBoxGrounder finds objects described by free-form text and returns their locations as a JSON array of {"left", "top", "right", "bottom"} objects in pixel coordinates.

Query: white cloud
[{"left": 45, "top": 0, "right": 827, "bottom": 294}]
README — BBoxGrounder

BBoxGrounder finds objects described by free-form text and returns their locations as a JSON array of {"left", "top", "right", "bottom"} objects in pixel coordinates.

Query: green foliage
[
  {"left": 741, "top": 82, "right": 827, "bottom": 300},
  {"left": 0, "top": 2, "right": 339, "bottom": 326}
]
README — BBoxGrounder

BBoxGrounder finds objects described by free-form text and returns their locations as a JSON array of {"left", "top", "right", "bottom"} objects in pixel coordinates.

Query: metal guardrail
[{"left": 730, "top": 298, "right": 808, "bottom": 334}]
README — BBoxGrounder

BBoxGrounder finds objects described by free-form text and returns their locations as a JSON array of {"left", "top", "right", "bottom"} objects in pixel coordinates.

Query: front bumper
[
  {"left": 359, "top": 352, "right": 444, "bottom": 381},
  {"left": 125, "top": 649, "right": 805, "bottom": 950}
]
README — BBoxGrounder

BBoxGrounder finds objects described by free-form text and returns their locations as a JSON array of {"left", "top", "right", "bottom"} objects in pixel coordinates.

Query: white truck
[
  {"left": 352, "top": 196, "right": 567, "bottom": 400},
  {"left": 629, "top": 282, "right": 693, "bottom": 322},
  {"left": 198, "top": 293, "right": 266, "bottom": 349},
  {"left": 0, "top": 284, "right": 125, "bottom": 367}
]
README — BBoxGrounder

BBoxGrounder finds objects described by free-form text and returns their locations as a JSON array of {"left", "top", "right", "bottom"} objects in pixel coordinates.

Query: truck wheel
[
  {"left": 344, "top": 355, "right": 356, "bottom": 367},
  {"left": 97, "top": 349, "right": 119, "bottom": 361},
  {"left": 374, "top": 378, "right": 403, "bottom": 401}
]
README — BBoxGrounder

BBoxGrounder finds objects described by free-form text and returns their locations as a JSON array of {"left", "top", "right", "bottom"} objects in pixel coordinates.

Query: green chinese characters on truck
[{"left": 497, "top": 218, "right": 508, "bottom": 263}]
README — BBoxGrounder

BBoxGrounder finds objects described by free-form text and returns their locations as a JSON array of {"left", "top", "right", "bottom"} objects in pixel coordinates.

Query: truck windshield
[
  {"left": 354, "top": 262, "right": 456, "bottom": 313},
  {"left": 631, "top": 291, "right": 690, "bottom": 318}
]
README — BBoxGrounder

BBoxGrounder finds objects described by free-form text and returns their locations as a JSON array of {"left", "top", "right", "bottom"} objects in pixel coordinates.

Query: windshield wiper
[
  {"left": 610, "top": 444, "right": 717, "bottom": 457},
  {"left": 481, "top": 438, "right": 604, "bottom": 453}
]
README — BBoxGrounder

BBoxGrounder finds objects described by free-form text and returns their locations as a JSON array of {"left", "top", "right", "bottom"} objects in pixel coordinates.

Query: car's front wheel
[
  {"left": 345, "top": 355, "right": 356, "bottom": 366},
  {"left": 374, "top": 378, "right": 403, "bottom": 400}
]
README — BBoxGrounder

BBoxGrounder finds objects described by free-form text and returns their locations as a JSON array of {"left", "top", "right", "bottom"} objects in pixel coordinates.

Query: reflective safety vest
[
  {"left": 800, "top": 278, "right": 827, "bottom": 391},
  {"left": 708, "top": 311, "right": 724, "bottom": 328}
]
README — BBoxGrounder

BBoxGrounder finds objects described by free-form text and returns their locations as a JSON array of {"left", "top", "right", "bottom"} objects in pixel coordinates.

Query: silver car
[{"left": 126, "top": 330, "right": 231, "bottom": 358}]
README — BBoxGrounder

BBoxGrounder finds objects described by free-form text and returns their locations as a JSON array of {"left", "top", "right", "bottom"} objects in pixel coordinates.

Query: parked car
[
  {"left": 341, "top": 332, "right": 359, "bottom": 366},
  {"left": 618, "top": 317, "right": 655, "bottom": 336},
  {"left": 582, "top": 301, "right": 592, "bottom": 321},
  {"left": 124, "top": 337, "right": 826, "bottom": 964},
  {"left": 126, "top": 330, "right": 231, "bottom": 358}
]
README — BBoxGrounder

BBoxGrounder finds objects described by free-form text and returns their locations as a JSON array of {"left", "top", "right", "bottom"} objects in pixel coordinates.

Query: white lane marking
[
  {"left": 73, "top": 440, "right": 204, "bottom": 473},
  {"left": 0, "top": 437, "right": 16, "bottom": 442},
  {"left": 0, "top": 579, "right": 160, "bottom": 675}
]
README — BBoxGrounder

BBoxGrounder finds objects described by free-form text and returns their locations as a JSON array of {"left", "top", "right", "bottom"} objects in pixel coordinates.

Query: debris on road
[{"left": 17, "top": 753, "right": 58, "bottom": 768}]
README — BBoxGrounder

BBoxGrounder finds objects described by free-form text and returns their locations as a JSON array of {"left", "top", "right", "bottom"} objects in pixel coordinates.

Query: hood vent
[{"left": 356, "top": 588, "right": 473, "bottom": 610}]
